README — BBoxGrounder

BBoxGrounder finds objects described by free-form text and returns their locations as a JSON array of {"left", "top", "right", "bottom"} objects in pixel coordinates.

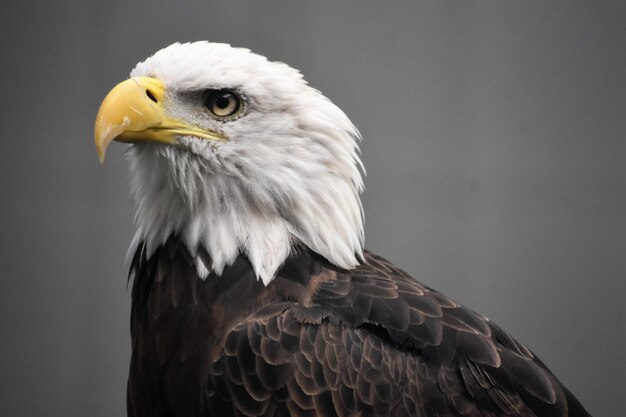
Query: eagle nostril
[{"left": 146, "top": 89, "right": 158, "bottom": 103}]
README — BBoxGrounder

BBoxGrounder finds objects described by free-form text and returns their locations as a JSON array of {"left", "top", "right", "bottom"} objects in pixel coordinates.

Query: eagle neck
[{"left": 126, "top": 142, "right": 363, "bottom": 284}]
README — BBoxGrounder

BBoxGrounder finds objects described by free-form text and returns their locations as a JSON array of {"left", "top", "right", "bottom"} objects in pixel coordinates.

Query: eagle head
[{"left": 95, "top": 42, "right": 364, "bottom": 284}]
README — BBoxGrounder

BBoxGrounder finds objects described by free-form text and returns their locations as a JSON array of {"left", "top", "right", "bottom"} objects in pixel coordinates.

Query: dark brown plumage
[{"left": 127, "top": 236, "right": 590, "bottom": 417}]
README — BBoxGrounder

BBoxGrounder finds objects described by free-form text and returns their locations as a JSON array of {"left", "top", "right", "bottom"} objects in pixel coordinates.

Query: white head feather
[{"left": 125, "top": 42, "right": 364, "bottom": 284}]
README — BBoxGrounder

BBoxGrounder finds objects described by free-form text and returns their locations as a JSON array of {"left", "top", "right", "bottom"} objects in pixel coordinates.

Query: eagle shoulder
[{"left": 207, "top": 250, "right": 590, "bottom": 417}]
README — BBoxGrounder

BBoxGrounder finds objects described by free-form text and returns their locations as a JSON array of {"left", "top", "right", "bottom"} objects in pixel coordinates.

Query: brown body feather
[{"left": 127, "top": 236, "right": 590, "bottom": 417}]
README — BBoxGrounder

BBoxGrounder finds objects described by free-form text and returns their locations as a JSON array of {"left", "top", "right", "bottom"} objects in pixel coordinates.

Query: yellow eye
[{"left": 204, "top": 90, "right": 242, "bottom": 118}]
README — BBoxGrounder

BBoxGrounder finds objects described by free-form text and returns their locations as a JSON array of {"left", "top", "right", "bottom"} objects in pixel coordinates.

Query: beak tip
[{"left": 96, "top": 143, "right": 106, "bottom": 163}]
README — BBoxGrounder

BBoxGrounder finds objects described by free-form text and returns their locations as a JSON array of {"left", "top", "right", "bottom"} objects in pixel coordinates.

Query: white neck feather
[{"left": 127, "top": 134, "right": 364, "bottom": 284}]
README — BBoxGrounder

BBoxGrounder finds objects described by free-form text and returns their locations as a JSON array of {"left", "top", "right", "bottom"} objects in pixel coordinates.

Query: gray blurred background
[{"left": 1, "top": 1, "right": 624, "bottom": 416}]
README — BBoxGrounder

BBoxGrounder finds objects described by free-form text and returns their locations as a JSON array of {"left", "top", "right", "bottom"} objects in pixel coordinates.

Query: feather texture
[{"left": 127, "top": 237, "right": 591, "bottom": 417}]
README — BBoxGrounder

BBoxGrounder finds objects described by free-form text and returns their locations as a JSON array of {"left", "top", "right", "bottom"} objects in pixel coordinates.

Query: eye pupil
[
  {"left": 205, "top": 90, "right": 242, "bottom": 118},
  {"left": 216, "top": 95, "right": 230, "bottom": 109}
]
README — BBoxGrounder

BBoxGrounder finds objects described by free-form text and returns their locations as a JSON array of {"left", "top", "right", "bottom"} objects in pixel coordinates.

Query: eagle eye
[{"left": 204, "top": 90, "right": 242, "bottom": 118}]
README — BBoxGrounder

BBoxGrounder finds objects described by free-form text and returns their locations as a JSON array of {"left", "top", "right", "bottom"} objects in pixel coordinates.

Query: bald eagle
[{"left": 95, "top": 42, "right": 591, "bottom": 417}]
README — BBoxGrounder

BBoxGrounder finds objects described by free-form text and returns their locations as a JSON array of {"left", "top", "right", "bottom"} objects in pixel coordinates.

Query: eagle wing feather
[{"left": 128, "top": 239, "right": 589, "bottom": 417}]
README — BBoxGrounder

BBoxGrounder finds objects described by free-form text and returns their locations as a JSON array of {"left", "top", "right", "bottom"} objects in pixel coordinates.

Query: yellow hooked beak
[{"left": 94, "top": 77, "right": 226, "bottom": 162}]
